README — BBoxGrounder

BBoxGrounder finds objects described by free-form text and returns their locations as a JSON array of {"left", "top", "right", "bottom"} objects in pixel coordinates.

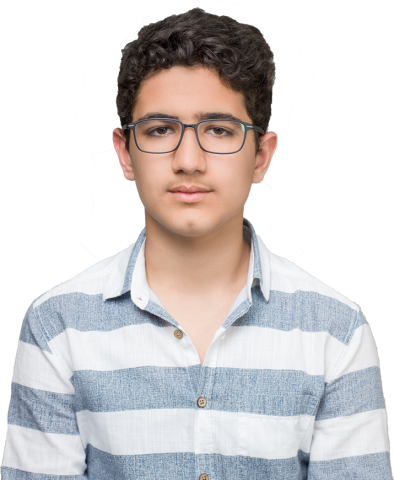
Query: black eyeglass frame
[{"left": 121, "top": 118, "right": 265, "bottom": 154}]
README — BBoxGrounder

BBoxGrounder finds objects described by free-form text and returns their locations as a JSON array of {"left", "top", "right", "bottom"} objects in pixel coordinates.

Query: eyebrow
[{"left": 136, "top": 111, "right": 243, "bottom": 122}]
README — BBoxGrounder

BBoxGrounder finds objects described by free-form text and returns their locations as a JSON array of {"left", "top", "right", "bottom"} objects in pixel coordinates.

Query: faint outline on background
[{"left": 59, "top": 0, "right": 350, "bottom": 284}]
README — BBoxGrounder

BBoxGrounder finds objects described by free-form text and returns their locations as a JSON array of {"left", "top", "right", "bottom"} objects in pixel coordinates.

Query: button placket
[{"left": 174, "top": 328, "right": 209, "bottom": 480}]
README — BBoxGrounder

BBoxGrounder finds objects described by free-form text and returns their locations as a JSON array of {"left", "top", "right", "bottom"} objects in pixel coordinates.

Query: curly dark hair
[{"left": 116, "top": 7, "right": 275, "bottom": 154}]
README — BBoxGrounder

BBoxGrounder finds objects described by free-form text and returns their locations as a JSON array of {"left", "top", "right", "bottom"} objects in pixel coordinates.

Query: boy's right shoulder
[{"left": 32, "top": 242, "right": 135, "bottom": 310}]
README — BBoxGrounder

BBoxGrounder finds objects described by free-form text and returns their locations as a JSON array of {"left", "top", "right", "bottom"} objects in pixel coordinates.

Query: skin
[{"left": 113, "top": 65, "right": 277, "bottom": 353}]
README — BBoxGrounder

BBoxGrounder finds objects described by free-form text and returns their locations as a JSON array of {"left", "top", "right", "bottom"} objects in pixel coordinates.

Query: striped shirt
[{"left": 1, "top": 217, "right": 392, "bottom": 479}]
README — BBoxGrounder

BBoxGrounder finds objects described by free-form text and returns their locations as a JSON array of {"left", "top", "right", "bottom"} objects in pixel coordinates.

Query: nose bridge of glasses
[{"left": 179, "top": 123, "right": 200, "bottom": 145}]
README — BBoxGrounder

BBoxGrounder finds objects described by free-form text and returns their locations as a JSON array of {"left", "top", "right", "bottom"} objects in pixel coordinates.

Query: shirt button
[
  {"left": 199, "top": 474, "right": 209, "bottom": 480},
  {"left": 174, "top": 329, "right": 183, "bottom": 339},
  {"left": 197, "top": 397, "right": 207, "bottom": 408}
]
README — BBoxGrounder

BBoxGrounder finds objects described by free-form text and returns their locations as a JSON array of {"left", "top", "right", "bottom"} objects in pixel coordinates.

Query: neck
[{"left": 144, "top": 210, "right": 251, "bottom": 296}]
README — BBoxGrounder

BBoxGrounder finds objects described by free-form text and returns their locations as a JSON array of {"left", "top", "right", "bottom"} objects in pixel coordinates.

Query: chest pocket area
[{"left": 237, "top": 394, "right": 320, "bottom": 459}]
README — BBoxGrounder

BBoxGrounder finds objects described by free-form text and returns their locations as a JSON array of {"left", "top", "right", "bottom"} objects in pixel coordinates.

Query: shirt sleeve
[
  {"left": 1, "top": 301, "right": 87, "bottom": 479},
  {"left": 307, "top": 307, "right": 393, "bottom": 479}
]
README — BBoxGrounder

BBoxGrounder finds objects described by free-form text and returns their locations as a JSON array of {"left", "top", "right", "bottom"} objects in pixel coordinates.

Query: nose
[{"left": 171, "top": 125, "right": 207, "bottom": 174}]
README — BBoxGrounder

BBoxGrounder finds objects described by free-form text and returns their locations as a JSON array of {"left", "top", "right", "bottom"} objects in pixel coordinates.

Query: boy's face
[{"left": 113, "top": 65, "right": 277, "bottom": 237}]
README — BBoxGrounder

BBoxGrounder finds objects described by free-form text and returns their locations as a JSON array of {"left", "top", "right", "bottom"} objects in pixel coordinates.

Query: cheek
[
  {"left": 215, "top": 160, "right": 253, "bottom": 202},
  {"left": 136, "top": 162, "right": 181, "bottom": 215}
]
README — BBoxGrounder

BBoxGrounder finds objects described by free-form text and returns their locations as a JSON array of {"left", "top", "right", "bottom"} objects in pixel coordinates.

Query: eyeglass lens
[{"left": 134, "top": 119, "right": 246, "bottom": 153}]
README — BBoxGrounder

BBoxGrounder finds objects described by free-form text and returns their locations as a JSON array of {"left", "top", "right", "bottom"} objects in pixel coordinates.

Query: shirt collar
[{"left": 102, "top": 217, "right": 270, "bottom": 304}]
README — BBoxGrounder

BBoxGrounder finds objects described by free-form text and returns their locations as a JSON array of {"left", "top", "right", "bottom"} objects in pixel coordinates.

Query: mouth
[{"left": 170, "top": 191, "right": 211, "bottom": 203}]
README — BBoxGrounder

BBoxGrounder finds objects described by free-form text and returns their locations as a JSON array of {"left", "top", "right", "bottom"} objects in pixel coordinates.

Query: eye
[
  {"left": 149, "top": 126, "right": 174, "bottom": 136},
  {"left": 206, "top": 126, "right": 232, "bottom": 136},
  {"left": 211, "top": 127, "right": 226, "bottom": 135}
]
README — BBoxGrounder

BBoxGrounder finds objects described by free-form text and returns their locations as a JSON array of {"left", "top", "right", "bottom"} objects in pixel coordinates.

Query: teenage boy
[{"left": 1, "top": 7, "right": 392, "bottom": 480}]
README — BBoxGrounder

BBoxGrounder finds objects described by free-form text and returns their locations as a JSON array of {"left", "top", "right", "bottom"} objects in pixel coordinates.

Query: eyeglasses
[{"left": 121, "top": 118, "right": 265, "bottom": 154}]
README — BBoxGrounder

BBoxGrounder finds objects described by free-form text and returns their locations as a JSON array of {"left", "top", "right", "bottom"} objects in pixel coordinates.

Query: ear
[
  {"left": 252, "top": 132, "right": 278, "bottom": 184},
  {"left": 113, "top": 128, "right": 135, "bottom": 181}
]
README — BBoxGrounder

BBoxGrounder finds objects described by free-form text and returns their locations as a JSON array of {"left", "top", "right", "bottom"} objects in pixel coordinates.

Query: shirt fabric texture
[{"left": 1, "top": 217, "right": 392, "bottom": 479}]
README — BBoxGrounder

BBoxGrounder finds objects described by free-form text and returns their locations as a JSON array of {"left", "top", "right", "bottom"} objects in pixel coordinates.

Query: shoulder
[
  {"left": 268, "top": 249, "right": 360, "bottom": 312},
  {"left": 31, "top": 242, "right": 135, "bottom": 311}
]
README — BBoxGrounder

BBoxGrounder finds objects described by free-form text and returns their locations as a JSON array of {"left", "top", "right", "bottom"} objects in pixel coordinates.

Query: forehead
[{"left": 133, "top": 65, "right": 250, "bottom": 122}]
